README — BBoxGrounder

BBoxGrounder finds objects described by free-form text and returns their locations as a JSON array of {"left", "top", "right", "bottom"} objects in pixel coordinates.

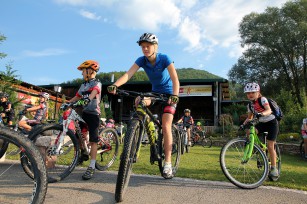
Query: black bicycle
[
  {"left": 0, "top": 127, "right": 47, "bottom": 204},
  {"left": 114, "top": 89, "right": 181, "bottom": 202},
  {"left": 175, "top": 123, "right": 189, "bottom": 154},
  {"left": 0, "top": 104, "right": 38, "bottom": 159}
]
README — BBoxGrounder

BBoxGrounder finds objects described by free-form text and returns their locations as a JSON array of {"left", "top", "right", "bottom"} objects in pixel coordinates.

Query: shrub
[{"left": 277, "top": 132, "right": 301, "bottom": 143}]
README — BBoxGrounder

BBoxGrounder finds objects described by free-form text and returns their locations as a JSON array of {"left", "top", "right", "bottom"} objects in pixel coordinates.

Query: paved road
[{"left": 1, "top": 164, "right": 307, "bottom": 204}]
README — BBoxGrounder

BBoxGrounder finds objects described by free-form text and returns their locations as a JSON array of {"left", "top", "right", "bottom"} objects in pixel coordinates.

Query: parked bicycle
[
  {"left": 220, "top": 117, "right": 281, "bottom": 189},
  {"left": 22, "top": 100, "right": 119, "bottom": 183},
  {"left": 191, "top": 128, "right": 212, "bottom": 148},
  {"left": 114, "top": 89, "right": 181, "bottom": 202},
  {"left": 175, "top": 123, "right": 189, "bottom": 154},
  {"left": 0, "top": 127, "right": 47, "bottom": 204}
]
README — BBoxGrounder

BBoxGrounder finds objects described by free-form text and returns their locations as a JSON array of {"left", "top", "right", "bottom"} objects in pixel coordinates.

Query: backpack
[{"left": 249, "top": 97, "right": 283, "bottom": 121}]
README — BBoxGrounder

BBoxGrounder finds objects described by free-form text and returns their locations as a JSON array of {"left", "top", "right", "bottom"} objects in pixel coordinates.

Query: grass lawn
[{"left": 99, "top": 144, "right": 307, "bottom": 191}]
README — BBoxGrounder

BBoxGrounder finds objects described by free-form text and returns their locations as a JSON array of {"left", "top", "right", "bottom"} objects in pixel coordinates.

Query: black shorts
[
  {"left": 81, "top": 112, "right": 100, "bottom": 143},
  {"left": 2, "top": 111, "right": 15, "bottom": 122},
  {"left": 255, "top": 119, "right": 279, "bottom": 141}
]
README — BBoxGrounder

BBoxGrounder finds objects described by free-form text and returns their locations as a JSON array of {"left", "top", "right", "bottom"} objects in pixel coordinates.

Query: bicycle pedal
[{"left": 81, "top": 154, "right": 89, "bottom": 161}]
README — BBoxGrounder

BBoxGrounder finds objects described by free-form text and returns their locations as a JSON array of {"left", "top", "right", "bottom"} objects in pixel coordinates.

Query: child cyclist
[
  {"left": 18, "top": 92, "right": 49, "bottom": 132},
  {"left": 107, "top": 33, "right": 180, "bottom": 179},
  {"left": 66, "top": 60, "right": 102, "bottom": 180},
  {"left": 0, "top": 92, "right": 15, "bottom": 126},
  {"left": 301, "top": 117, "right": 307, "bottom": 159},
  {"left": 242, "top": 82, "right": 279, "bottom": 179},
  {"left": 177, "top": 109, "right": 194, "bottom": 146}
]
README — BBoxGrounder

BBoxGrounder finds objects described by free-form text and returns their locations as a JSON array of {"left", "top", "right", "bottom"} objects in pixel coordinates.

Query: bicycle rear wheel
[
  {"left": 201, "top": 137, "right": 212, "bottom": 148},
  {"left": 115, "top": 119, "right": 141, "bottom": 202},
  {"left": 220, "top": 138, "right": 269, "bottom": 189},
  {"left": 0, "top": 127, "right": 47, "bottom": 204},
  {"left": 95, "top": 128, "right": 119, "bottom": 171},
  {"left": 268, "top": 143, "right": 281, "bottom": 181},
  {"left": 158, "top": 124, "right": 181, "bottom": 178},
  {"left": 22, "top": 123, "right": 80, "bottom": 183},
  {"left": 300, "top": 141, "right": 305, "bottom": 159}
]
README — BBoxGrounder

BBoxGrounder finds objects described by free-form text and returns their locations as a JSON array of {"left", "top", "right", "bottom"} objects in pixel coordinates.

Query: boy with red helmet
[{"left": 67, "top": 60, "right": 102, "bottom": 180}]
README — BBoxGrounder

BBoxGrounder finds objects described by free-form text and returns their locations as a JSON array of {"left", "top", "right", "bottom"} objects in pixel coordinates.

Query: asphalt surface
[{"left": 1, "top": 164, "right": 307, "bottom": 204}]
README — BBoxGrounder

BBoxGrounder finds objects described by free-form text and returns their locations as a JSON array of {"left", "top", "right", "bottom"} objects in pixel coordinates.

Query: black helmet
[{"left": 0, "top": 92, "right": 9, "bottom": 98}]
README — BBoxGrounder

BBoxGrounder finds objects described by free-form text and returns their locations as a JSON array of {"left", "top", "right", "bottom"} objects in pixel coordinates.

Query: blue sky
[{"left": 0, "top": 0, "right": 288, "bottom": 85}]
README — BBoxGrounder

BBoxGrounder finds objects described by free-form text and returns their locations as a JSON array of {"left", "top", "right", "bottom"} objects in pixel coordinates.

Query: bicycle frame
[
  {"left": 242, "top": 119, "right": 267, "bottom": 163},
  {"left": 130, "top": 97, "right": 163, "bottom": 161},
  {"left": 53, "top": 105, "right": 89, "bottom": 155}
]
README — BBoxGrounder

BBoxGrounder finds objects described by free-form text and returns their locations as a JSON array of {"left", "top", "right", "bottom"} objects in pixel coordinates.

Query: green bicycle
[
  {"left": 114, "top": 89, "right": 181, "bottom": 202},
  {"left": 220, "top": 118, "right": 281, "bottom": 189}
]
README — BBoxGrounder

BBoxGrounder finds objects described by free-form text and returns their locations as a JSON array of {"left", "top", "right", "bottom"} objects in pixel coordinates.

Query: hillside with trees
[{"left": 63, "top": 68, "right": 223, "bottom": 85}]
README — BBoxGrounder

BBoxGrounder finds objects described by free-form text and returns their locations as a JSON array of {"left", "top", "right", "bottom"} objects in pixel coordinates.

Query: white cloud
[
  {"left": 115, "top": 0, "right": 181, "bottom": 31},
  {"left": 53, "top": 0, "right": 289, "bottom": 57},
  {"left": 178, "top": 17, "right": 202, "bottom": 52},
  {"left": 79, "top": 9, "right": 101, "bottom": 20},
  {"left": 22, "top": 48, "right": 69, "bottom": 57}
]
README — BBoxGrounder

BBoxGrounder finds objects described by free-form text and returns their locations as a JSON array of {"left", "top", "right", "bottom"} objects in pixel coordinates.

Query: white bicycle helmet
[
  {"left": 40, "top": 92, "right": 50, "bottom": 100},
  {"left": 244, "top": 83, "right": 260, "bottom": 93},
  {"left": 137, "top": 33, "right": 158, "bottom": 45}
]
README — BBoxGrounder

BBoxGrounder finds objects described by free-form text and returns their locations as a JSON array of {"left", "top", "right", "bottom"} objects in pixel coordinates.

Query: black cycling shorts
[
  {"left": 81, "top": 112, "right": 100, "bottom": 143},
  {"left": 255, "top": 119, "right": 279, "bottom": 141}
]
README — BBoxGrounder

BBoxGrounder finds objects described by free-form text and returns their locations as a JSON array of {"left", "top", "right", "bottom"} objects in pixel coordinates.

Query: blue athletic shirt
[{"left": 135, "top": 53, "right": 173, "bottom": 94}]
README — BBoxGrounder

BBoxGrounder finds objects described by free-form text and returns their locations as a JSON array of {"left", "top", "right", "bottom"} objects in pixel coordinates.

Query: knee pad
[{"left": 163, "top": 105, "right": 176, "bottom": 115}]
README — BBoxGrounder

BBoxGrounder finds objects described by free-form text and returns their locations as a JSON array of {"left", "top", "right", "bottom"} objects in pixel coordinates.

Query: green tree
[
  {"left": 228, "top": 0, "right": 307, "bottom": 107},
  {"left": 0, "top": 34, "right": 7, "bottom": 59}
]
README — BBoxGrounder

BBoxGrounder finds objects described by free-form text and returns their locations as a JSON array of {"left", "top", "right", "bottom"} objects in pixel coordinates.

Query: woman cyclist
[
  {"left": 242, "top": 82, "right": 279, "bottom": 179},
  {"left": 301, "top": 117, "right": 307, "bottom": 159},
  {"left": 107, "top": 33, "right": 180, "bottom": 179}
]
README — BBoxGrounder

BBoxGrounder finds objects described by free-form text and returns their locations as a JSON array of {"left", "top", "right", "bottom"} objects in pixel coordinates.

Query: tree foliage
[
  {"left": 0, "top": 34, "right": 7, "bottom": 59},
  {"left": 228, "top": 0, "right": 307, "bottom": 107}
]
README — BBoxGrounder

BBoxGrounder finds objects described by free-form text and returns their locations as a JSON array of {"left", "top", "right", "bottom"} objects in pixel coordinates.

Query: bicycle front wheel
[
  {"left": 220, "top": 138, "right": 269, "bottom": 189},
  {"left": 158, "top": 124, "right": 181, "bottom": 177},
  {"left": 0, "top": 127, "right": 47, "bottom": 204},
  {"left": 22, "top": 123, "right": 80, "bottom": 183},
  {"left": 95, "top": 128, "right": 119, "bottom": 171},
  {"left": 115, "top": 119, "right": 141, "bottom": 203},
  {"left": 0, "top": 139, "right": 9, "bottom": 159}
]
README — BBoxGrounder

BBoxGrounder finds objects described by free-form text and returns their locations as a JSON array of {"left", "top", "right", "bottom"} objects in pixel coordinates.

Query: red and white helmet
[{"left": 244, "top": 83, "right": 260, "bottom": 93}]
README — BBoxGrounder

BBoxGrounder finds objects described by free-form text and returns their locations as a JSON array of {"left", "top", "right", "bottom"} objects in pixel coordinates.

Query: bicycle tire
[
  {"left": 201, "top": 137, "right": 212, "bottom": 148},
  {"left": 268, "top": 143, "right": 281, "bottom": 181},
  {"left": 158, "top": 124, "right": 181, "bottom": 178},
  {"left": 95, "top": 127, "right": 119, "bottom": 171},
  {"left": 0, "top": 127, "right": 47, "bottom": 204},
  {"left": 115, "top": 119, "right": 141, "bottom": 202},
  {"left": 300, "top": 140, "right": 305, "bottom": 159},
  {"left": 180, "top": 132, "right": 185, "bottom": 154},
  {"left": 220, "top": 138, "right": 269, "bottom": 189},
  {"left": 22, "top": 123, "right": 80, "bottom": 183},
  {"left": 0, "top": 139, "right": 9, "bottom": 159}
]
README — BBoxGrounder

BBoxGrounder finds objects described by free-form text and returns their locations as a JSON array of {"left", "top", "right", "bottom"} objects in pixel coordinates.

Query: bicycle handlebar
[{"left": 116, "top": 89, "right": 168, "bottom": 102}]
